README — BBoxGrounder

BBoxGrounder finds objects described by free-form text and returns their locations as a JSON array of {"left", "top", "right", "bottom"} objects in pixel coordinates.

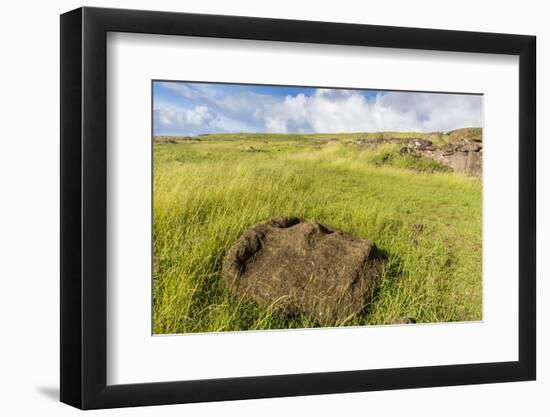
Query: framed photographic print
[{"left": 60, "top": 7, "right": 536, "bottom": 409}]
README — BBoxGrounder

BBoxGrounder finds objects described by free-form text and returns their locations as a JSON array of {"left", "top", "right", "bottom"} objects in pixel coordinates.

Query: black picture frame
[{"left": 60, "top": 6, "right": 536, "bottom": 410}]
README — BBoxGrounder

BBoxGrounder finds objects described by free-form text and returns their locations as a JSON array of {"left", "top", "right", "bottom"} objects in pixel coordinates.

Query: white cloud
[
  {"left": 159, "top": 83, "right": 274, "bottom": 132},
  {"left": 154, "top": 105, "right": 217, "bottom": 133},
  {"left": 154, "top": 82, "right": 482, "bottom": 135},
  {"left": 255, "top": 90, "right": 482, "bottom": 134}
]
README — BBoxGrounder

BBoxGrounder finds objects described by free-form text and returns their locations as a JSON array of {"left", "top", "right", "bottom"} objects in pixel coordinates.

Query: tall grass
[{"left": 153, "top": 135, "right": 482, "bottom": 334}]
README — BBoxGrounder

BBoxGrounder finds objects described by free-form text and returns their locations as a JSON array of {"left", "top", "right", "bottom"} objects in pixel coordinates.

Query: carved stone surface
[{"left": 223, "top": 217, "right": 385, "bottom": 326}]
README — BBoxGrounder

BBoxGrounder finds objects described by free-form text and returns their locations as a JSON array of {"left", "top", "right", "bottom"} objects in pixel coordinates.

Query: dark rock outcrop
[
  {"left": 223, "top": 217, "right": 385, "bottom": 326},
  {"left": 343, "top": 130, "right": 483, "bottom": 176},
  {"left": 405, "top": 137, "right": 483, "bottom": 176},
  {"left": 408, "top": 128, "right": 483, "bottom": 175},
  {"left": 417, "top": 146, "right": 482, "bottom": 176}
]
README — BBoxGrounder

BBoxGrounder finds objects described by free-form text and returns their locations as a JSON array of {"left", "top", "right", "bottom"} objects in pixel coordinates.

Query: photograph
[
  {"left": 152, "top": 80, "right": 483, "bottom": 335},
  {"left": 53, "top": 3, "right": 539, "bottom": 412}
]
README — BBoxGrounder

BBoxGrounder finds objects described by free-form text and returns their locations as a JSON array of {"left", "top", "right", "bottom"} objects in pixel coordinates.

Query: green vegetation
[
  {"left": 153, "top": 132, "right": 482, "bottom": 334},
  {"left": 366, "top": 144, "right": 452, "bottom": 173}
]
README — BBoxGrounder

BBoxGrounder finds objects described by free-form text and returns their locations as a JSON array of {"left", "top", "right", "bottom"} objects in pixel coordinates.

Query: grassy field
[{"left": 153, "top": 133, "right": 482, "bottom": 334}]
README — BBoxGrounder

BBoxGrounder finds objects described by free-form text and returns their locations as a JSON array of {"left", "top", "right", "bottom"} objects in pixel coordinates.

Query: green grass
[{"left": 153, "top": 133, "right": 482, "bottom": 334}]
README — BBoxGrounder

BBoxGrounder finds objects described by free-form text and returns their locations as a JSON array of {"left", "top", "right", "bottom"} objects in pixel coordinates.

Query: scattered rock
[
  {"left": 244, "top": 146, "right": 268, "bottom": 153},
  {"left": 223, "top": 217, "right": 385, "bottom": 326},
  {"left": 352, "top": 137, "right": 423, "bottom": 150},
  {"left": 154, "top": 135, "right": 201, "bottom": 143}
]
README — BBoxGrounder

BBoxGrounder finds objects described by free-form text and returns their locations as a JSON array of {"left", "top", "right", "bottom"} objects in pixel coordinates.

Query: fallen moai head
[{"left": 223, "top": 217, "right": 385, "bottom": 326}]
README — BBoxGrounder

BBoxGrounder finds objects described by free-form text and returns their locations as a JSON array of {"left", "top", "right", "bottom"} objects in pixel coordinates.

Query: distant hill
[
  {"left": 446, "top": 128, "right": 482, "bottom": 143},
  {"left": 153, "top": 127, "right": 482, "bottom": 146}
]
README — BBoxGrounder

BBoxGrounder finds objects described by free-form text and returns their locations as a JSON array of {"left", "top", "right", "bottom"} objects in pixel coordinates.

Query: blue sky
[{"left": 153, "top": 81, "right": 482, "bottom": 136}]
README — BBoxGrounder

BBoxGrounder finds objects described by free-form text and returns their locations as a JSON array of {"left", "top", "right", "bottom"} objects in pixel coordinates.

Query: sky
[{"left": 153, "top": 81, "right": 482, "bottom": 136}]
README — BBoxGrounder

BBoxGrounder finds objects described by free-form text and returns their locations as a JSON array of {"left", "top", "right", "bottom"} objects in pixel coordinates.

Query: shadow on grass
[{"left": 353, "top": 247, "right": 406, "bottom": 325}]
